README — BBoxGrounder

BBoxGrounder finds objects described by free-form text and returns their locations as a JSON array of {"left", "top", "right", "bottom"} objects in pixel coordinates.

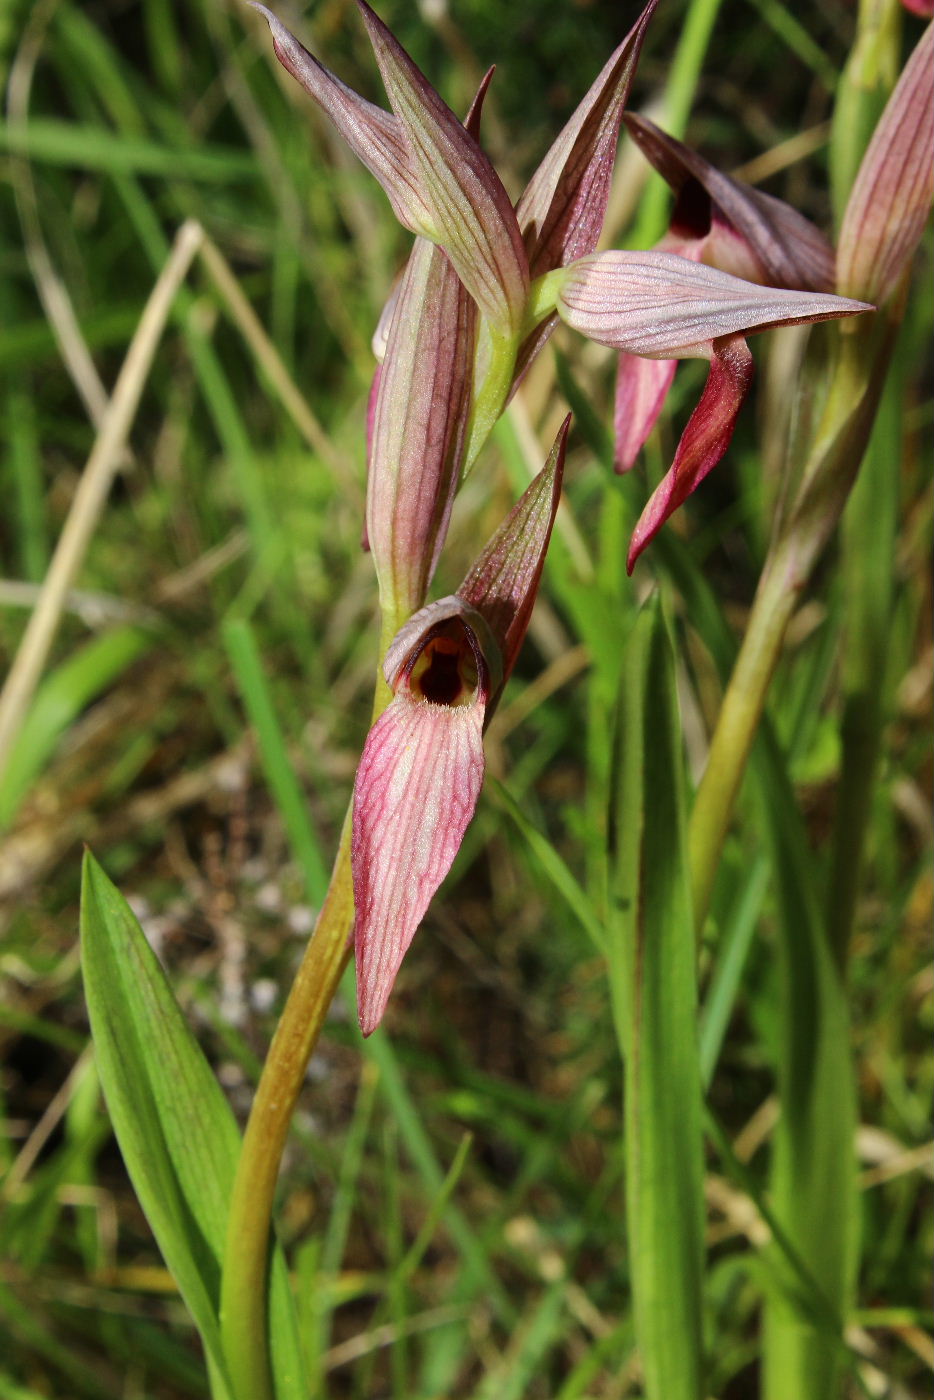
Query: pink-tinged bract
[
  {"left": 366, "top": 237, "right": 476, "bottom": 615},
  {"left": 458, "top": 416, "right": 570, "bottom": 695},
  {"left": 626, "top": 335, "right": 754, "bottom": 570},
  {"left": 254, "top": 3, "right": 528, "bottom": 334},
  {"left": 356, "top": 0, "right": 529, "bottom": 334},
  {"left": 516, "top": 0, "right": 658, "bottom": 276},
  {"left": 250, "top": 5, "right": 433, "bottom": 235},
  {"left": 836, "top": 22, "right": 934, "bottom": 305}
]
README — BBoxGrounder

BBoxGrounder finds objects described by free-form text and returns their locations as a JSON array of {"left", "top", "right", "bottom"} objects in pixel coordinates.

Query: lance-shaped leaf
[
  {"left": 356, "top": 0, "right": 529, "bottom": 335},
  {"left": 836, "top": 22, "right": 934, "bottom": 305},
  {"left": 553, "top": 250, "right": 868, "bottom": 356},
  {"left": 352, "top": 420, "right": 569, "bottom": 1034},
  {"left": 624, "top": 113, "right": 837, "bottom": 292},
  {"left": 366, "top": 236, "right": 476, "bottom": 616},
  {"left": 516, "top": 0, "right": 658, "bottom": 276},
  {"left": 627, "top": 334, "right": 753, "bottom": 570}
]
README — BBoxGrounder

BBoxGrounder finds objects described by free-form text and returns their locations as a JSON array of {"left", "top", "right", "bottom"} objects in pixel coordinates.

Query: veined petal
[
  {"left": 624, "top": 114, "right": 836, "bottom": 292},
  {"left": 458, "top": 416, "right": 570, "bottom": 691},
  {"left": 554, "top": 251, "right": 870, "bottom": 356},
  {"left": 627, "top": 334, "right": 754, "bottom": 570},
  {"left": 614, "top": 354, "right": 678, "bottom": 472},
  {"left": 250, "top": 4, "right": 434, "bottom": 233},
  {"left": 366, "top": 237, "right": 476, "bottom": 614},
  {"left": 353, "top": 693, "right": 485, "bottom": 1035},
  {"left": 356, "top": 0, "right": 529, "bottom": 334},
  {"left": 837, "top": 22, "right": 934, "bottom": 304},
  {"left": 516, "top": 0, "right": 658, "bottom": 276}
]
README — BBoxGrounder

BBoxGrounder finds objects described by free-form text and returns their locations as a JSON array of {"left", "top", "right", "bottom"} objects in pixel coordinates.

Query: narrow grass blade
[
  {"left": 80, "top": 852, "right": 307, "bottom": 1400},
  {"left": 755, "top": 734, "right": 857, "bottom": 1400},
  {"left": 0, "top": 119, "right": 257, "bottom": 180},
  {"left": 608, "top": 598, "right": 704, "bottom": 1400},
  {"left": 223, "top": 616, "right": 329, "bottom": 904},
  {"left": 0, "top": 625, "right": 152, "bottom": 831}
]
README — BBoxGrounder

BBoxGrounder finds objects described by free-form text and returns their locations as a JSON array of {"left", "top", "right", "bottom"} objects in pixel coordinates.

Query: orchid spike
[
  {"left": 251, "top": 3, "right": 528, "bottom": 334},
  {"left": 352, "top": 419, "right": 570, "bottom": 1035},
  {"left": 836, "top": 21, "right": 934, "bottom": 306},
  {"left": 547, "top": 250, "right": 869, "bottom": 565}
]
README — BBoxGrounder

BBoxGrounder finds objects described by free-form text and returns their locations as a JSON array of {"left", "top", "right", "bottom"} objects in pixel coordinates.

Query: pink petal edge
[
  {"left": 627, "top": 334, "right": 754, "bottom": 571},
  {"left": 352, "top": 696, "right": 485, "bottom": 1035}
]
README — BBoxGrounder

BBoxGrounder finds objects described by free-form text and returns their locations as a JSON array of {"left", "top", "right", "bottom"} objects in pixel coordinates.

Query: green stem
[
  {"left": 218, "top": 822, "right": 355, "bottom": 1400},
  {"left": 688, "top": 319, "right": 884, "bottom": 931},
  {"left": 462, "top": 326, "right": 518, "bottom": 474},
  {"left": 219, "top": 618, "right": 402, "bottom": 1400},
  {"left": 688, "top": 545, "right": 798, "bottom": 929}
]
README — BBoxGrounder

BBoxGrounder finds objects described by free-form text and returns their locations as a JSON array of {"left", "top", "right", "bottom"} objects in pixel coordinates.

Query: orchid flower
[
  {"left": 611, "top": 114, "right": 837, "bottom": 479},
  {"left": 352, "top": 420, "right": 569, "bottom": 1034},
  {"left": 526, "top": 251, "right": 868, "bottom": 567},
  {"left": 252, "top": 2, "right": 869, "bottom": 569}
]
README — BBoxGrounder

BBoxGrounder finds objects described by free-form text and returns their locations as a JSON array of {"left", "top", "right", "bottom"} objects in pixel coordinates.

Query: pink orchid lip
[
  {"left": 352, "top": 692, "right": 486, "bottom": 1036},
  {"left": 626, "top": 333, "right": 754, "bottom": 571}
]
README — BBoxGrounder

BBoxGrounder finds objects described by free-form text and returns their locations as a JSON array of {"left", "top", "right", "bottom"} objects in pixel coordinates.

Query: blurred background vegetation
[{"left": 0, "top": 0, "right": 931, "bottom": 1396}]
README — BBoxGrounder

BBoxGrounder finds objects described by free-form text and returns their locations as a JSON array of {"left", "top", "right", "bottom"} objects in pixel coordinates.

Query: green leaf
[
  {"left": 80, "top": 851, "right": 307, "bottom": 1400},
  {"left": 607, "top": 597, "right": 705, "bottom": 1400},
  {"left": 756, "top": 736, "right": 857, "bottom": 1400},
  {"left": 0, "top": 626, "right": 152, "bottom": 831}
]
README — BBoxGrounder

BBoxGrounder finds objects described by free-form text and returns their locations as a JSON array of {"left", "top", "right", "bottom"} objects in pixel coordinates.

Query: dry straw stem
[
  {"left": 196, "top": 234, "right": 346, "bottom": 475},
  {"left": 0, "top": 219, "right": 205, "bottom": 786}
]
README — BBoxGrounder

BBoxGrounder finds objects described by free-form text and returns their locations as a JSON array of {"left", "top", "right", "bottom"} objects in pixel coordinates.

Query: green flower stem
[
  {"left": 520, "top": 272, "right": 564, "bottom": 338},
  {"left": 688, "top": 544, "right": 798, "bottom": 929},
  {"left": 219, "top": 624, "right": 402, "bottom": 1400},
  {"left": 218, "top": 818, "right": 355, "bottom": 1400},
  {"left": 462, "top": 326, "right": 518, "bottom": 473},
  {"left": 689, "top": 320, "right": 882, "bottom": 931}
]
